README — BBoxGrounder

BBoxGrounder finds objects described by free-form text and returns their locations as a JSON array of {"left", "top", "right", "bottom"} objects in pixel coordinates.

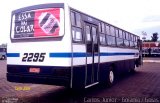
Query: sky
[{"left": 0, "top": 0, "right": 160, "bottom": 44}]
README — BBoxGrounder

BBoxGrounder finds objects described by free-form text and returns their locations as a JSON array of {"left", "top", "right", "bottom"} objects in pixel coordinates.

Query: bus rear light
[{"left": 29, "top": 68, "right": 40, "bottom": 73}]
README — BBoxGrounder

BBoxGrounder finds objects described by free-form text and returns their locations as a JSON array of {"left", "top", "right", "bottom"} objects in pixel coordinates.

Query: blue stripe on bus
[
  {"left": 100, "top": 52, "right": 135, "bottom": 56},
  {"left": 49, "top": 53, "right": 92, "bottom": 58},
  {"left": 49, "top": 52, "right": 136, "bottom": 58},
  {"left": 7, "top": 53, "right": 20, "bottom": 57},
  {"left": 7, "top": 52, "right": 136, "bottom": 58}
]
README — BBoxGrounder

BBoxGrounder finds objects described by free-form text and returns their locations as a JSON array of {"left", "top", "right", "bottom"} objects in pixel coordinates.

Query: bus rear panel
[{"left": 7, "top": 3, "right": 72, "bottom": 87}]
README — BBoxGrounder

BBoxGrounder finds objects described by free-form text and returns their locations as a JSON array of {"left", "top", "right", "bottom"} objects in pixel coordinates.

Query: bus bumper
[
  {"left": 7, "top": 65, "right": 71, "bottom": 87},
  {"left": 7, "top": 73, "right": 70, "bottom": 87}
]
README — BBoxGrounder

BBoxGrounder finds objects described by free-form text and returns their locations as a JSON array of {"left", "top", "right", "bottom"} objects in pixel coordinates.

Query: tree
[{"left": 151, "top": 32, "right": 159, "bottom": 42}]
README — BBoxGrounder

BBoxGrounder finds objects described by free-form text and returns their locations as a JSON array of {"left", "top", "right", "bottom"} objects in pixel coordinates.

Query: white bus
[{"left": 7, "top": 3, "right": 142, "bottom": 89}]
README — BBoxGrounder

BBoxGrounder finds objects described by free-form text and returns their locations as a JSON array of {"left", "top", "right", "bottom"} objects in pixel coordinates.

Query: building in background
[{"left": 142, "top": 42, "right": 160, "bottom": 57}]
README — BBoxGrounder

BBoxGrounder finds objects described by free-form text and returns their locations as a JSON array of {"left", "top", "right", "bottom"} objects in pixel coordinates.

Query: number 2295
[{"left": 22, "top": 53, "right": 46, "bottom": 62}]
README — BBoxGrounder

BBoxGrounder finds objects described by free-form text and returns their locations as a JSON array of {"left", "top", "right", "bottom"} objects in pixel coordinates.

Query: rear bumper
[
  {"left": 7, "top": 65, "right": 71, "bottom": 87},
  {"left": 7, "top": 73, "right": 70, "bottom": 87}
]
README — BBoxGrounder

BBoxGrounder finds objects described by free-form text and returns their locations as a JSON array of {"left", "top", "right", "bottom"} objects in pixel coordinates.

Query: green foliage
[{"left": 151, "top": 32, "right": 159, "bottom": 42}]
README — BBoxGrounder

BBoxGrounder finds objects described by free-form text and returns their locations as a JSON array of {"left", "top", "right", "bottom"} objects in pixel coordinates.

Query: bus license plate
[{"left": 29, "top": 68, "right": 40, "bottom": 73}]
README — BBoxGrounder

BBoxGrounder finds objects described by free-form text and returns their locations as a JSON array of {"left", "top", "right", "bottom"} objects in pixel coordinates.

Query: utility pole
[{"left": 142, "top": 31, "right": 147, "bottom": 57}]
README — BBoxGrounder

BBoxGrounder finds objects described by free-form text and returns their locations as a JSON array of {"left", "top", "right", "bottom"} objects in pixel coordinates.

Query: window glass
[
  {"left": 134, "top": 36, "right": 137, "bottom": 42},
  {"left": 131, "top": 35, "right": 134, "bottom": 41},
  {"left": 110, "top": 26, "right": 115, "bottom": 36},
  {"left": 134, "top": 42, "right": 138, "bottom": 48},
  {"left": 132, "top": 35, "right": 134, "bottom": 41},
  {"left": 72, "top": 27, "right": 83, "bottom": 42},
  {"left": 71, "top": 12, "right": 76, "bottom": 26},
  {"left": 116, "top": 38, "right": 124, "bottom": 47},
  {"left": 101, "top": 23, "right": 105, "bottom": 33},
  {"left": 92, "top": 27, "right": 97, "bottom": 44},
  {"left": 123, "top": 31, "right": 126, "bottom": 39},
  {"left": 98, "top": 23, "right": 101, "bottom": 32},
  {"left": 115, "top": 29, "right": 119, "bottom": 37},
  {"left": 107, "top": 35, "right": 116, "bottom": 46},
  {"left": 133, "top": 36, "right": 135, "bottom": 41},
  {"left": 128, "top": 33, "right": 131, "bottom": 40},
  {"left": 130, "top": 34, "right": 133, "bottom": 41},
  {"left": 86, "top": 25, "right": 91, "bottom": 42},
  {"left": 106, "top": 25, "right": 110, "bottom": 35},
  {"left": 130, "top": 41, "right": 135, "bottom": 47},
  {"left": 100, "top": 33, "right": 106, "bottom": 45},
  {"left": 71, "top": 11, "right": 83, "bottom": 43},
  {"left": 119, "top": 30, "right": 123, "bottom": 38},
  {"left": 135, "top": 36, "right": 137, "bottom": 42},
  {"left": 126, "top": 32, "right": 129, "bottom": 40},
  {"left": 76, "top": 13, "right": 81, "bottom": 27},
  {"left": 124, "top": 40, "right": 130, "bottom": 47}
]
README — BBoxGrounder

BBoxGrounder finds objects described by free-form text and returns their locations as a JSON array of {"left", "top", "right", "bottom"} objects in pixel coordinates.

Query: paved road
[
  {"left": 0, "top": 60, "right": 160, "bottom": 103},
  {"left": 143, "top": 57, "right": 160, "bottom": 63}
]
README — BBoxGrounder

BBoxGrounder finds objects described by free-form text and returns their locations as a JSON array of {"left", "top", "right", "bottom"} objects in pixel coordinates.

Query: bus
[
  {"left": 0, "top": 47, "right": 6, "bottom": 60},
  {"left": 7, "top": 3, "right": 142, "bottom": 89},
  {"left": 142, "top": 42, "right": 160, "bottom": 57}
]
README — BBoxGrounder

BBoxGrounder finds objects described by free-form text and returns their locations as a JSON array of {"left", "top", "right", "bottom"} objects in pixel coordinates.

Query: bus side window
[
  {"left": 117, "top": 38, "right": 124, "bottom": 47},
  {"left": 116, "top": 29, "right": 124, "bottom": 47},
  {"left": 99, "top": 22, "right": 107, "bottom": 45},
  {"left": 71, "top": 11, "right": 83, "bottom": 43},
  {"left": 107, "top": 26, "right": 116, "bottom": 46},
  {"left": 86, "top": 25, "right": 91, "bottom": 42},
  {"left": 71, "top": 12, "right": 76, "bottom": 26},
  {"left": 72, "top": 27, "right": 83, "bottom": 42},
  {"left": 99, "top": 33, "right": 106, "bottom": 45},
  {"left": 107, "top": 35, "right": 116, "bottom": 46},
  {"left": 110, "top": 26, "right": 115, "bottom": 36},
  {"left": 124, "top": 32, "right": 130, "bottom": 47},
  {"left": 129, "top": 34, "right": 135, "bottom": 48},
  {"left": 101, "top": 23, "right": 105, "bottom": 33},
  {"left": 92, "top": 26, "right": 98, "bottom": 44},
  {"left": 76, "top": 13, "right": 82, "bottom": 27},
  {"left": 134, "top": 36, "right": 138, "bottom": 48}
]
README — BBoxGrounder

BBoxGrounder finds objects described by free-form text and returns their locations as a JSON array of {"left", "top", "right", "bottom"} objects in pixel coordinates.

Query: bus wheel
[
  {"left": 131, "top": 65, "right": 137, "bottom": 73},
  {"left": 134, "top": 64, "right": 138, "bottom": 71},
  {"left": 106, "top": 66, "right": 115, "bottom": 87},
  {"left": 2, "top": 56, "right": 5, "bottom": 60}
]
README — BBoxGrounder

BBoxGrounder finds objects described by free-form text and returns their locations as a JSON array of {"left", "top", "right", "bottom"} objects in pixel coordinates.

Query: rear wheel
[
  {"left": 106, "top": 66, "right": 115, "bottom": 87},
  {"left": 130, "top": 64, "right": 137, "bottom": 73},
  {"left": 2, "top": 55, "right": 5, "bottom": 60}
]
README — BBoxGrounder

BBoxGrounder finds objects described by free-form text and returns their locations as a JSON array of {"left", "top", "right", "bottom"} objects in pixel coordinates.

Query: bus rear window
[{"left": 11, "top": 8, "right": 64, "bottom": 39}]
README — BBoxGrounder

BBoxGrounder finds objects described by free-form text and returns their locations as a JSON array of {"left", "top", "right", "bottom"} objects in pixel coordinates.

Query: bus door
[{"left": 84, "top": 23, "right": 99, "bottom": 87}]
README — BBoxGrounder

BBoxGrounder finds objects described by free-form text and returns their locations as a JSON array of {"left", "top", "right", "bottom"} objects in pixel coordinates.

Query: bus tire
[
  {"left": 106, "top": 66, "right": 115, "bottom": 87},
  {"left": 131, "top": 64, "right": 137, "bottom": 73},
  {"left": 2, "top": 55, "right": 5, "bottom": 60}
]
